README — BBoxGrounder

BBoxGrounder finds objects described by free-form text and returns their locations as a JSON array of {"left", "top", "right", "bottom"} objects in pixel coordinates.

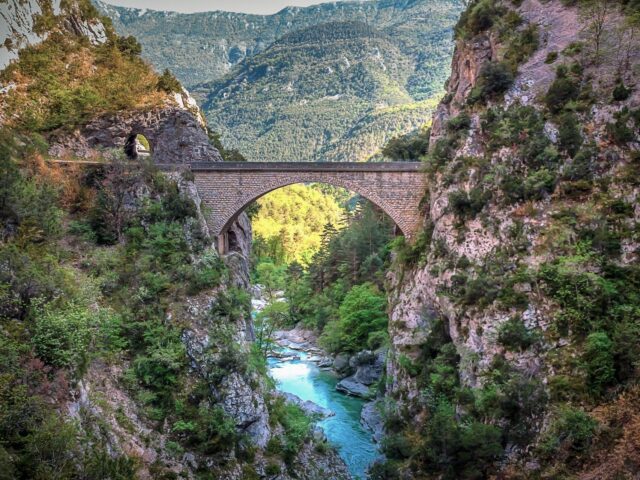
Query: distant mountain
[{"left": 95, "top": 0, "right": 463, "bottom": 161}]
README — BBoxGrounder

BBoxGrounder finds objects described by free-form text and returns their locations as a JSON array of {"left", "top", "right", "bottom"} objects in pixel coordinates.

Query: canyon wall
[{"left": 384, "top": 0, "right": 640, "bottom": 477}]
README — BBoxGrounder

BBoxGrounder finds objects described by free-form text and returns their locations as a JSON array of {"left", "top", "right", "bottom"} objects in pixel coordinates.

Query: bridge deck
[{"left": 189, "top": 161, "right": 423, "bottom": 172}]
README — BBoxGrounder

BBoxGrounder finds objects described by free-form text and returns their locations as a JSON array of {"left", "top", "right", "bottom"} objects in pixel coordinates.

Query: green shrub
[
  {"left": 185, "top": 251, "right": 224, "bottom": 295},
  {"left": 545, "top": 51, "right": 558, "bottom": 64},
  {"left": 319, "top": 283, "right": 387, "bottom": 354},
  {"left": 562, "top": 41, "right": 583, "bottom": 56},
  {"left": 268, "top": 398, "right": 312, "bottom": 465},
  {"left": 559, "top": 179, "right": 593, "bottom": 198},
  {"left": 32, "top": 303, "right": 93, "bottom": 370},
  {"left": 447, "top": 112, "right": 471, "bottom": 132},
  {"left": 562, "top": 147, "right": 595, "bottom": 181},
  {"left": 195, "top": 406, "right": 240, "bottom": 454},
  {"left": 557, "top": 112, "right": 583, "bottom": 156},
  {"left": 369, "top": 460, "right": 402, "bottom": 480},
  {"left": 114, "top": 36, "right": 142, "bottom": 56},
  {"left": 538, "top": 259, "right": 616, "bottom": 336},
  {"left": 583, "top": 332, "right": 615, "bottom": 395},
  {"left": 612, "top": 81, "right": 631, "bottom": 101},
  {"left": 503, "top": 24, "right": 539, "bottom": 71},
  {"left": 382, "top": 128, "right": 431, "bottom": 161},
  {"left": 157, "top": 69, "right": 182, "bottom": 94},
  {"left": 481, "top": 105, "right": 559, "bottom": 169},
  {"left": 265, "top": 462, "right": 281, "bottom": 475},
  {"left": 523, "top": 168, "right": 556, "bottom": 201},
  {"left": 545, "top": 67, "right": 580, "bottom": 114},
  {"left": 266, "top": 437, "right": 283, "bottom": 456},
  {"left": 425, "top": 343, "right": 460, "bottom": 398},
  {"left": 460, "top": 276, "right": 499, "bottom": 307},
  {"left": 468, "top": 61, "right": 514, "bottom": 104},
  {"left": 382, "top": 433, "right": 414, "bottom": 459},
  {"left": 209, "top": 287, "right": 251, "bottom": 322},
  {"left": 607, "top": 107, "right": 636, "bottom": 144},
  {"left": 497, "top": 317, "right": 538, "bottom": 351},
  {"left": 0, "top": 137, "right": 63, "bottom": 241},
  {"left": 96, "top": 309, "right": 129, "bottom": 354},
  {"left": 448, "top": 187, "right": 490, "bottom": 222},
  {"left": 367, "top": 330, "right": 389, "bottom": 350},
  {"left": 539, "top": 406, "right": 597, "bottom": 457},
  {"left": 416, "top": 400, "right": 503, "bottom": 477},
  {"left": 497, "top": 281, "right": 530, "bottom": 310},
  {"left": 207, "top": 131, "right": 248, "bottom": 162},
  {"left": 456, "top": 0, "right": 504, "bottom": 38},
  {"left": 391, "top": 224, "right": 433, "bottom": 267}
]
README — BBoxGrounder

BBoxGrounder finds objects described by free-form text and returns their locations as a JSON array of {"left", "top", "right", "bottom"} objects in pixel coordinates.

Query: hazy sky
[{"left": 101, "top": 0, "right": 344, "bottom": 14}]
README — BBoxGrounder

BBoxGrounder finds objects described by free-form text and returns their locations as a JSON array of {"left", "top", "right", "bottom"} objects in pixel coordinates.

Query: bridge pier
[{"left": 216, "top": 232, "right": 228, "bottom": 255}]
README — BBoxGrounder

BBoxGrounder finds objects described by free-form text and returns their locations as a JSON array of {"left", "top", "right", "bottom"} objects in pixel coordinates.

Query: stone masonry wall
[{"left": 192, "top": 163, "right": 428, "bottom": 240}]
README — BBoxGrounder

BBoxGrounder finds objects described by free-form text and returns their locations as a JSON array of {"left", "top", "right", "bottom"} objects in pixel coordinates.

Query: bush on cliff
[
  {"left": 320, "top": 282, "right": 387, "bottom": 353},
  {"left": 467, "top": 61, "right": 514, "bottom": 104}
]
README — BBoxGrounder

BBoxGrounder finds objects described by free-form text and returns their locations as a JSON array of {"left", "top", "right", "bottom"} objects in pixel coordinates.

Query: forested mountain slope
[
  {"left": 94, "top": 0, "right": 461, "bottom": 90},
  {"left": 95, "top": 0, "right": 463, "bottom": 162},
  {"left": 200, "top": 20, "right": 443, "bottom": 162}
]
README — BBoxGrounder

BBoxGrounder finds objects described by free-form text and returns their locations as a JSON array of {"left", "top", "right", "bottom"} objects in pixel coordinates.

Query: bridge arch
[
  {"left": 218, "top": 176, "right": 413, "bottom": 238},
  {"left": 190, "top": 162, "right": 427, "bottom": 254}
]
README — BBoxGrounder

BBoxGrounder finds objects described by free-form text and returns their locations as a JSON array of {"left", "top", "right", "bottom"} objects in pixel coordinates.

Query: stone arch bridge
[{"left": 190, "top": 162, "right": 427, "bottom": 253}]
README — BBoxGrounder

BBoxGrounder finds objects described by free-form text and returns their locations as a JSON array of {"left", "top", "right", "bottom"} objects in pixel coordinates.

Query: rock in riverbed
[
  {"left": 333, "top": 353, "right": 352, "bottom": 374},
  {"left": 361, "top": 400, "right": 385, "bottom": 443},
  {"left": 281, "top": 392, "right": 335, "bottom": 418},
  {"left": 336, "top": 377, "right": 372, "bottom": 398}
]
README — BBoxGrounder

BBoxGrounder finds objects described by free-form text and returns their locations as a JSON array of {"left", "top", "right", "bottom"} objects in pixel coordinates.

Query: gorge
[{"left": 0, "top": 0, "right": 639, "bottom": 479}]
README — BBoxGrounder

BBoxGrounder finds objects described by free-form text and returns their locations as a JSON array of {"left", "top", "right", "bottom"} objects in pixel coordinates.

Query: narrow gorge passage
[
  {"left": 3, "top": 0, "right": 639, "bottom": 478},
  {"left": 268, "top": 347, "right": 378, "bottom": 479},
  {"left": 248, "top": 185, "right": 396, "bottom": 477}
]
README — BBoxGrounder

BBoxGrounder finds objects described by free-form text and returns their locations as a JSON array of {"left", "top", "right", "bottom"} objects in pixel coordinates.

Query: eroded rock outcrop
[
  {"left": 1, "top": 0, "right": 107, "bottom": 70},
  {"left": 336, "top": 349, "right": 385, "bottom": 399},
  {"left": 48, "top": 98, "right": 220, "bottom": 164}
]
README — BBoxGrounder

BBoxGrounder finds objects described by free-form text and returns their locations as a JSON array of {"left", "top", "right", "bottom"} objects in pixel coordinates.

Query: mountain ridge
[
  {"left": 95, "top": 0, "right": 463, "bottom": 162},
  {"left": 94, "top": 0, "right": 462, "bottom": 88}
]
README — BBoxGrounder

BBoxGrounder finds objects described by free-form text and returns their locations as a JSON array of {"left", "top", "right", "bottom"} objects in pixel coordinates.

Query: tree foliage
[{"left": 251, "top": 184, "right": 344, "bottom": 265}]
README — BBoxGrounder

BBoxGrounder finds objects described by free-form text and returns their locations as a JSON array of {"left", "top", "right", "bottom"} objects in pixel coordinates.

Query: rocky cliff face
[
  {"left": 0, "top": 0, "right": 107, "bottom": 69},
  {"left": 385, "top": 0, "right": 640, "bottom": 477},
  {"left": 48, "top": 94, "right": 220, "bottom": 164}
]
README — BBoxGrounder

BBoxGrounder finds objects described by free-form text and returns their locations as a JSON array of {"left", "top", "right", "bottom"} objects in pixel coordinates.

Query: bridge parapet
[{"left": 189, "top": 161, "right": 423, "bottom": 172}]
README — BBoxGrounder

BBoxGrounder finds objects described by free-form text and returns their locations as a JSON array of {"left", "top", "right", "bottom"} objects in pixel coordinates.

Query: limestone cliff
[
  {"left": 0, "top": 0, "right": 107, "bottom": 70},
  {"left": 383, "top": 0, "right": 640, "bottom": 478}
]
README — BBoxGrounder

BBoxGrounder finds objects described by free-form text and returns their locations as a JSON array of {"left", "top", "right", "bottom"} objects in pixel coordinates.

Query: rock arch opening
[{"left": 124, "top": 133, "right": 151, "bottom": 159}]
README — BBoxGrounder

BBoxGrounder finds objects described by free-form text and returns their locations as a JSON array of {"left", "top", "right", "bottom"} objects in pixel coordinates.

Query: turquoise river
[{"left": 268, "top": 349, "right": 379, "bottom": 479}]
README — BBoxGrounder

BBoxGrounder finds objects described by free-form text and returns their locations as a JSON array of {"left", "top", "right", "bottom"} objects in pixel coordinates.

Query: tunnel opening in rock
[{"left": 124, "top": 133, "right": 151, "bottom": 159}]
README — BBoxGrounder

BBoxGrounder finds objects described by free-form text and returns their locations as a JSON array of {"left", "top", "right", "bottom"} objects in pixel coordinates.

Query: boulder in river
[
  {"left": 352, "top": 349, "right": 385, "bottom": 385},
  {"left": 333, "top": 353, "right": 352, "bottom": 374},
  {"left": 318, "top": 357, "right": 334, "bottom": 368},
  {"left": 281, "top": 392, "right": 335, "bottom": 418},
  {"left": 335, "top": 376, "right": 372, "bottom": 398}
]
